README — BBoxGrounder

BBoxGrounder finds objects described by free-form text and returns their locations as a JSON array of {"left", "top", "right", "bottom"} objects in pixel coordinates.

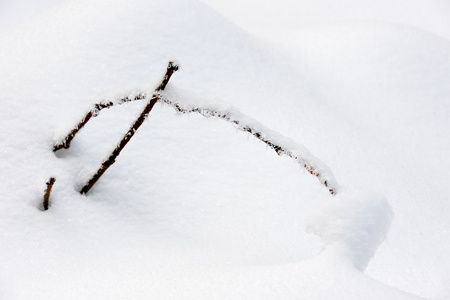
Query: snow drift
[
  {"left": 307, "top": 189, "right": 393, "bottom": 271},
  {"left": 0, "top": 0, "right": 449, "bottom": 298}
]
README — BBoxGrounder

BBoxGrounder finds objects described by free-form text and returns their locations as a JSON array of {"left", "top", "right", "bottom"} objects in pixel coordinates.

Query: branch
[
  {"left": 60, "top": 60, "right": 337, "bottom": 195},
  {"left": 53, "top": 94, "right": 148, "bottom": 152},
  {"left": 53, "top": 60, "right": 182, "bottom": 152},
  {"left": 79, "top": 61, "right": 179, "bottom": 194},
  {"left": 52, "top": 63, "right": 181, "bottom": 152},
  {"left": 43, "top": 177, "right": 56, "bottom": 210},
  {"left": 160, "top": 91, "right": 339, "bottom": 195}
]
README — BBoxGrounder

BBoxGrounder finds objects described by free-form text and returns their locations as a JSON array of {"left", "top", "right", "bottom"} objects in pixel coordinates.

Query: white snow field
[{"left": 0, "top": 0, "right": 449, "bottom": 299}]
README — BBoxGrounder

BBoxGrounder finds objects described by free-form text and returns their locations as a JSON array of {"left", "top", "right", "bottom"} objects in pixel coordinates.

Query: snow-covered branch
[
  {"left": 54, "top": 61, "right": 338, "bottom": 195},
  {"left": 160, "top": 88, "right": 339, "bottom": 195},
  {"left": 42, "top": 177, "right": 55, "bottom": 211},
  {"left": 53, "top": 92, "right": 147, "bottom": 152}
]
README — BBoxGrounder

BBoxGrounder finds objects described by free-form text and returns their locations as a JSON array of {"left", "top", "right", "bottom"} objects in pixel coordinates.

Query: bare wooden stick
[
  {"left": 43, "top": 177, "right": 56, "bottom": 210},
  {"left": 79, "top": 61, "right": 179, "bottom": 194}
]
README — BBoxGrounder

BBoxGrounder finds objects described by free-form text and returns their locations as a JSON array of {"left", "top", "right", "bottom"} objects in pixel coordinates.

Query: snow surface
[
  {"left": 0, "top": 0, "right": 449, "bottom": 299},
  {"left": 306, "top": 188, "right": 393, "bottom": 271},
  {"left": 202, "top": 0, "right": 450, "bottom": 41}
]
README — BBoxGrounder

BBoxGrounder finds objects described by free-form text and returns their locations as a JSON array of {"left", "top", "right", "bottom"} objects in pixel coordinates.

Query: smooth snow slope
[
  {"left": 0, "top": 0, "right": 448, "bottom": 298},
  {"left": 276, "top": 23, "right": 450, "bottom": 298},
  {"left": 202, "top": 0, "right": 450, "bottom": 41},
  {"left": 0, "top": 0, "right": 63, "bottom": 36}
]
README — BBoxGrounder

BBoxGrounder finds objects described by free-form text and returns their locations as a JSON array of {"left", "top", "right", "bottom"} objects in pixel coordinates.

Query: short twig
[
  {"left": 43, "top": 177, "right": 56, "bottom": 210},
  {"left": 79, "top": 61, "right": 179, "bottom": 194}
]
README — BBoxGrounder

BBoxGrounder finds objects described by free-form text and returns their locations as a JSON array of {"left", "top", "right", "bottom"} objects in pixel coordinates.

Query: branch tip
[{"left": 43, "top": 177, "right": 56, "bottom": 211}]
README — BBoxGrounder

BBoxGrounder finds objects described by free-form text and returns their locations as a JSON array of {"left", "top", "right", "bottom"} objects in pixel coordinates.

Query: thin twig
[
  {"left": 53, "top": 95, "right": 149, "bottom": 151},
  {"left": 43, "top": 177, "right": 56, "bottom": 210},
  {"left": 70, "top": 83, "right": 337, "bottom": 194},
  {"left": 79, "top": 61, "right": 179, "bottom": 194},
  {"left": 160, "top": 97, "right": 338, "bottom": 195},
  {"left": 59, "top": 60, "right": 336, "bottom": 195}
]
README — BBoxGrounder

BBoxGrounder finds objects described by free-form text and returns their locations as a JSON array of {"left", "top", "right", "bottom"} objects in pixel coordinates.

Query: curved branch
[{"left": 160, "top": 92, "right": 339, "bottom": 195}]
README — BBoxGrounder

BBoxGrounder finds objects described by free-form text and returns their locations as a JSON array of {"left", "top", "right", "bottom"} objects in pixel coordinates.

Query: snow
[
  {"left": 1, "top": 0, "right": 449, "bottom": 299},
  {"left": 307, "top": 188, "right": 393, "bottom": 271},
  {"left": 202, "top": 0, "right": 450, "bottom": 41}
]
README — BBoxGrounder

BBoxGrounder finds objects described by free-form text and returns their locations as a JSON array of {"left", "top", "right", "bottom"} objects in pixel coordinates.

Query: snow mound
[
  {"left": 307, "top": 189, "right": 393, "bottom": 271},
  {"left": 0, "top": 0, "right": 449, "bottom": 298}
]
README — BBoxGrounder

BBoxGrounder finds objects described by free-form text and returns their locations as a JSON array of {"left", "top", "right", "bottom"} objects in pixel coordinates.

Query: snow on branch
[
  {"left": 53, "top": 61, "right": 179, "bottom": 152},
  {"left": 53, "top": 91, "right": 147, "bottom": 152},
  {"left": 74, "top": 82, "right": 338, "bottom": 194},
  {"left": 161, "top": 88, "right": 339, "bottom": 195}
]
